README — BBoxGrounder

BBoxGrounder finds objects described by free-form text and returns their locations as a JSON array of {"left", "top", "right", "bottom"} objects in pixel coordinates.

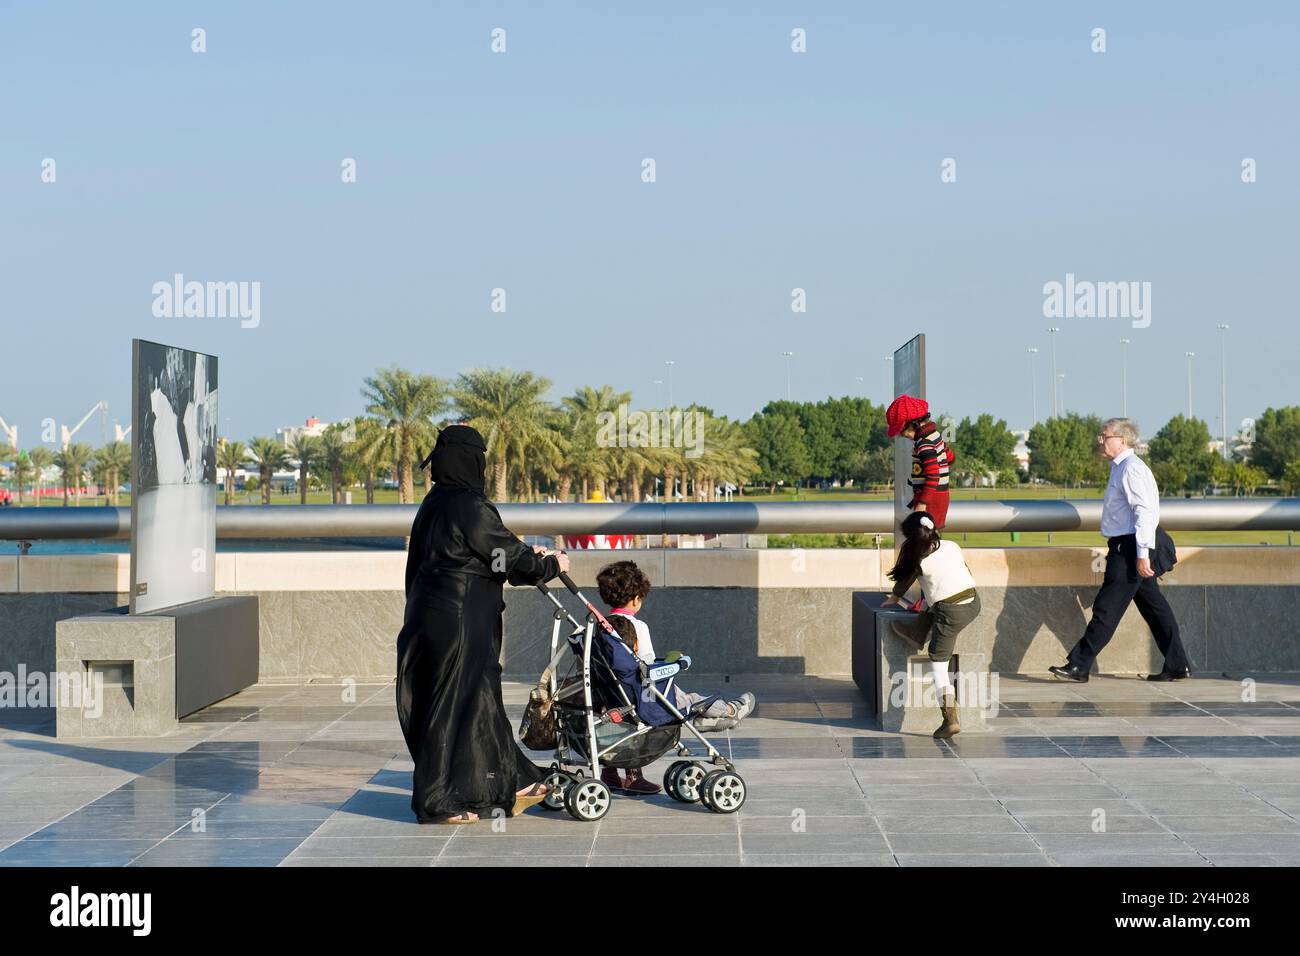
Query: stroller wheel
[
  {"left": 664, "top": 761, "right": 692, "bottom": 802},
  {"left": 564, "top": 778, "right": 612, "bottom": 822},
  {"left": 701, "top": 770, "right": 747, "bottom": 813},
  {"left": 541, "top": 770, "right": 572, "bottom": 811},
  {"left": 671, "top": 763, "right": 708, "bottom": 804}
]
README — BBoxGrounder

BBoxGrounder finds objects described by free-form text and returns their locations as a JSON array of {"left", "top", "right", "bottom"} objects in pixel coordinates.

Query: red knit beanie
[{"left": 886, "top": 394, "right": 929, "bottom": 438}]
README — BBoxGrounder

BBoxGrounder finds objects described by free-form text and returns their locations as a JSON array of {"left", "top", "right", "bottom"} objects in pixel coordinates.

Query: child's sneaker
[
  {"left": 621, "top": 768, "right": 662, "bottom": 796},
  {"left": 600, "top": 767, "right": 624, "bottom": 791},
  {"left": 733, "top": 692, "right": 756, "bottom": 720},
  {"left": 694, "top": 715, "right": 740, "bottom": 732}
]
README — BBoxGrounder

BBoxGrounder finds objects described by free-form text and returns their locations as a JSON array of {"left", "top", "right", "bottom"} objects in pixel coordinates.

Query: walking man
[{"left": 1049, "top": 418, "right": 1191, "bottom": 682}]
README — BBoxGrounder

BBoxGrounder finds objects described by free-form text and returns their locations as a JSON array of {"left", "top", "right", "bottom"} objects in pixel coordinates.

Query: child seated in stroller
[{"left": 598, "top": 612, "right": 755, "bottom": 795}]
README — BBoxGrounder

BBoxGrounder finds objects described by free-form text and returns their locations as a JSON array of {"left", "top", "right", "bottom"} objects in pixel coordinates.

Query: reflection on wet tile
[
  {"left": 4, "top": 675, "right": 1299, "bottom": 867},
  {"left": 842, "top": 738, "right": 957, "bottom": 759},
  {"left": 1048, "top": 736, "right": 1182, "bottom": 758},
  {"left": 944, "top": 737, "right": 1069, "bottom": 758}
]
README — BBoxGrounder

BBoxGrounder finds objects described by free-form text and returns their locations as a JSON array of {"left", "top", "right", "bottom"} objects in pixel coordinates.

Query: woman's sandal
[
  {"left": 434, "top": 812, "right": 479, "bottom": 825},
  {"left": 511, "top": 782, "right": 551, "bottom": 815}
]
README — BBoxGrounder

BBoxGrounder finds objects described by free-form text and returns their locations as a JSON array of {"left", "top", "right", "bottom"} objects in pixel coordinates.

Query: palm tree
[
  {"left": 362, "top": 367, "right": 446, "bottom": 504},
  {"left": 8, "top": 452, "right": 34, "bottom": 504},
  {"left": 694, "top": 415, "right": 759, "bottom": 500},
  {"left": 522, "top": 407, "right": 569, "bottom": 501},
  {"left": 452, "top": 368, "right": 562, "bottom": 502},
  {"left": 318, "top": 425, "right": 351, "bottom": 504},
  {"left": 350, "top": 417, "right": 393, "bottom": 504},
  {"left": 93, "top": 441, "right": 132, "bottom": 506},
  {"left": 27, "top": 446, "right": 54, "bottom": 505},
  {"left": 53, "top": 443, "right": 93, "bottom": 506},
  {"left": 217, "top": 439, "right": 248, "bottom": 506},
  {"left": 288, "top": 432, "right": 323, "bottom": 504},
  {"left": 560, "top": 385, "right": 629, "bottom": 499},
  {"left": 247, "top": 437, "right": 291, "bottom": 505},
  {"left": 613, "top": 442, "right": 660, "bottom": 502}
]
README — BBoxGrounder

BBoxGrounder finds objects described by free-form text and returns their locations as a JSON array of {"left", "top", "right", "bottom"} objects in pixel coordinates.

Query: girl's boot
[{"left": 933, "top": 689, "right": 961, "bottom": 739}]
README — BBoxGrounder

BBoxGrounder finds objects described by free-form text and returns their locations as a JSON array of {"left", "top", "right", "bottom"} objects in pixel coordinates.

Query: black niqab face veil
[{"left": 421, "top": 425, "right": 487, "bottom": 492}]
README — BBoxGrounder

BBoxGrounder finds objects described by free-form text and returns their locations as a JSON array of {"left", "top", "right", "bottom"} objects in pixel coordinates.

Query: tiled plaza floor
[{"left": 2, "top": 673, "right": 1299, "bottom": 867}]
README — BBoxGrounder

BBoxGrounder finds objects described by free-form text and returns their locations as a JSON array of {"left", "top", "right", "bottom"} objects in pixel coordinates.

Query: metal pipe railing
[{"left": 1, "top": 498, "right": 1298, "bottom": 540}]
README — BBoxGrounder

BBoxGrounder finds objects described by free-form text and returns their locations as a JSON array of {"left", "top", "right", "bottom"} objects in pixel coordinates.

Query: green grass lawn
[
  {"left": 768, "top": 530, "right": 1297, "bottom": 549},
  {"left": 743, "top": 485, "right": 1107, "bottom": 501}
]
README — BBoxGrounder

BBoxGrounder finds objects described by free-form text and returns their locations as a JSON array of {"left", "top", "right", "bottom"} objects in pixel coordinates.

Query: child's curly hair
[{"left": 596, "top": 560, "right": 651, "bottom": 609}]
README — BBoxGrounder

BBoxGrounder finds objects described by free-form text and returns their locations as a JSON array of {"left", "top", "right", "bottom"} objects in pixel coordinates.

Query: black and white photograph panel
[{"left": 131, "top": 339, "right": 218, "bottom": 613}]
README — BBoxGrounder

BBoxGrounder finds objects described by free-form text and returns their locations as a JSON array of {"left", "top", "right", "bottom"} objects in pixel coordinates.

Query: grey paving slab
[
  {"left": 876, "top": 813, "right": 1025, "bottom": 834},
  {"left": 1046, "top": 852, "right": 1212, "bottom": 867},
  {"left": 1031, "top": 833, "right": 1194, "bottom": 854},
  {"left": 0, "top": 674, "right": 1295, "bottom": 867},
  {"left": 742, "top": 853, "right": 897, "bottom": 867},
  {"left": 287, "top": 836, "right": 451, "bottom": 858},
  {"left": 896, "top": 853, "right": 1051, "bottom": 866},
  {"left": 886, "top": 833, "right": 1044, "bottom": 854}
]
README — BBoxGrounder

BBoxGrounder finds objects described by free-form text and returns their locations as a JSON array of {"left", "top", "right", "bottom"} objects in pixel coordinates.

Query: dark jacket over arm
[{"left": 406, "top": 486, "right": 558, "bottom": 592}]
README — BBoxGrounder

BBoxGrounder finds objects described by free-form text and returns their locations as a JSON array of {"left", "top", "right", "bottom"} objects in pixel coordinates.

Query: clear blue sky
[{"left": 2, "top": 2, "right": 1297, "bottom": 448}]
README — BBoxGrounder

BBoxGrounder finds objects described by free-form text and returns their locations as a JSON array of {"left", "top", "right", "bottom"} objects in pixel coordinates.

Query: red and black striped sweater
[{"left": 908, "top": 421, "right": 953, "bottom": 507}]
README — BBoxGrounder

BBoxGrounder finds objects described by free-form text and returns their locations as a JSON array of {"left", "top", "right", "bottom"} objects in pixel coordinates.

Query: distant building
[
  {"left": 1012, "top": 430, "right": 1031, "bottom": 472},
  {"left": 278, "top": 417, "right": 328, "bottom": 448}
]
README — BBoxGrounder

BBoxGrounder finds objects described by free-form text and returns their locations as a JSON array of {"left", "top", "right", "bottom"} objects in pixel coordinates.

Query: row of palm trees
[
  {"left": 1, "top": 441, "right": 132, "bottom": 506},
  {"left": 227, "top": 367, "right": 760, "bottom": 505},
  {"left": 2, "top": 367, "right": 762, "bottom": 506}
]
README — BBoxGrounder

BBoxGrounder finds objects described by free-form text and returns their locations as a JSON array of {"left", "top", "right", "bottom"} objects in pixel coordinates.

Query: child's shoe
[
  {"left": 620, "top": 767, "right": 662, "bottom": 796},
  {"left": 600, "top": 767, "right": 624, "bottom": 791},
  {"left": 694, "top": 715, "right": 740, "bottom": 732}
]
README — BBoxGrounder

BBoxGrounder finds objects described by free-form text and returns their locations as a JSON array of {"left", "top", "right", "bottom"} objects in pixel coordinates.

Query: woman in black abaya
[{"left": 396, "top": 424, "right": 569, "bottom": 824}]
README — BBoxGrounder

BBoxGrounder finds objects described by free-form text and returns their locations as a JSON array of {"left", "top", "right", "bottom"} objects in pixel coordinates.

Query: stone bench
[
  {"left": 852, "top": 591, "right": 991, "bottom": 734},
  {"left": 54, "top": 596, "right": 259, "bottom": 737}
]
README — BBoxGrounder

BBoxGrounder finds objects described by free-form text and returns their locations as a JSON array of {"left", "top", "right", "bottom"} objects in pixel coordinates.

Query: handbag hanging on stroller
[{"left": 521, "top": 572, "right": 748, "bottom": 822}]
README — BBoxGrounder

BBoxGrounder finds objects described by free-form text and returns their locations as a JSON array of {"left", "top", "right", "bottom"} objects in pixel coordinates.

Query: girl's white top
[{"left": 917, "top": 540, "right": 977, "bottom": 605}]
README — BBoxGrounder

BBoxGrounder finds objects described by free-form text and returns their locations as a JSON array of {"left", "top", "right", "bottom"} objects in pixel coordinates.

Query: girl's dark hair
[
  {"left": 605, "top": 614, "right": 638, "bottom": 655},
  {"left": 906, "top": 416, "right": 931, "bottom": 435},
  {"left": 888, "top": 511, "right": 942, "bottom": 586},
  {"left": 596, "top": 561, "right": 651, "bottom": 608}
]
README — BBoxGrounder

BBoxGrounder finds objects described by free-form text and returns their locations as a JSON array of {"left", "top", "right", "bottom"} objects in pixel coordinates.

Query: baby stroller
[{"left": 528, "top": 572, "right": 747, "bottom": 822}]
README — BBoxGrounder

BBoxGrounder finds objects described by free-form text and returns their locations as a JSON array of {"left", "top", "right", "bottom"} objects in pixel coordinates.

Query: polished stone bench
[
  {"left": 54, "top": 596, "right": 259, "bottom": 737},
  {"left": 852, "top": 591, "right": 991, "bottom": 734}
]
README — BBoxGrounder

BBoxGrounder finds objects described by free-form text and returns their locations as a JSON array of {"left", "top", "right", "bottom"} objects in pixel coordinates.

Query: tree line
[{"left": 5, "top": 372, "right": 1300, "bottom": 503}]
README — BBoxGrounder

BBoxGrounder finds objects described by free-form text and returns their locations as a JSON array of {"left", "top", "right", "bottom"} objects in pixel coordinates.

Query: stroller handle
[{"left": 557, "top": 571, "right": 581, "bottom": 595}]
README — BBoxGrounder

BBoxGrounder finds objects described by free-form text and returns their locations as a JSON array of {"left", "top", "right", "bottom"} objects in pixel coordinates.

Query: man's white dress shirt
[{"left": 1099, "top": 447, "right": 1161, "bottom": 559}]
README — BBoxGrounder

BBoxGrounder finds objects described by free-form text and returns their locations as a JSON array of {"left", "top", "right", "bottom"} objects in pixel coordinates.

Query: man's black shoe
[
  {"left": 1048, "top": 664, "right": 1090, "bottom": 683},
  {"left": 1145, "top": 668, "right": 1191, "bottom": 682}
]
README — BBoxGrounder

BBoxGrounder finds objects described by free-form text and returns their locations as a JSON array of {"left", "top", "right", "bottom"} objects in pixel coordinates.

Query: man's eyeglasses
[{"left": 1097, "top": 433, "right": 1123, "bottom": 442}]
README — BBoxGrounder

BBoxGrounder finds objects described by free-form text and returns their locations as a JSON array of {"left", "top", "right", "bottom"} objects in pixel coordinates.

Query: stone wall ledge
[{"left": 4, "top": 546, "right": 1299, "bottom": 594}]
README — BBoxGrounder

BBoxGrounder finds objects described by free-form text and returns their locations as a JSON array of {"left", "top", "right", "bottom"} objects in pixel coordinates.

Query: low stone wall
[{"left": 2, "top": 547, "right": 1298, "bottom": 682}]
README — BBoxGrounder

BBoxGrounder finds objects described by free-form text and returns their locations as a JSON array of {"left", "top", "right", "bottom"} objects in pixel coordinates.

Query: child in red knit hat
[{"left": 886, "top": 394, "right": 953, "bottom": 530}]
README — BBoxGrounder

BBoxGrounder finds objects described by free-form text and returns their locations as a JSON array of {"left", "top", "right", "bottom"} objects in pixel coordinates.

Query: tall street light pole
[
  {"left": 1119, "top": 338, "right": 1130, "bottom": 417},
  {"left": 1026, "top": 347, "right": 1039, "bottom": 425},
  {"left": 1217, "top": 324, "right": 1230, "bottom": 459},
  {"left": 1185, "top": 352, "right": 1195, "bottom": 419},
  {"left": 782, "top": 351, "right": 794, "bottom": 401},
  {"left": 1057, "top": 373, "right": 1066, "bottom": 414},
  {"left": 1048, "top": 327, "right": 1061, "bottom": 418},
  {"left": 665, "top": 360, "right": 675, "bottom": 407}
]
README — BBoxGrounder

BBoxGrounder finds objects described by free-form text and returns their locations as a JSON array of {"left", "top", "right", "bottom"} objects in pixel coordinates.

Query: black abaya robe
[{"left": 396, "top": 483, "right": 559, "bottom": 822}]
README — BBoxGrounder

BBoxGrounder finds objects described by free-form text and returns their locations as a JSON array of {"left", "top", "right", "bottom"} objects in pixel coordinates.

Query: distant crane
[
  {"left": 113, "top": 420, "right": 132, "bottom": 442},
  {"left": 0, "top": 414, "right": 16, "bottom": 450},
  {"left": 61, "top": 401, "right": 108, "bottom": 450}
]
